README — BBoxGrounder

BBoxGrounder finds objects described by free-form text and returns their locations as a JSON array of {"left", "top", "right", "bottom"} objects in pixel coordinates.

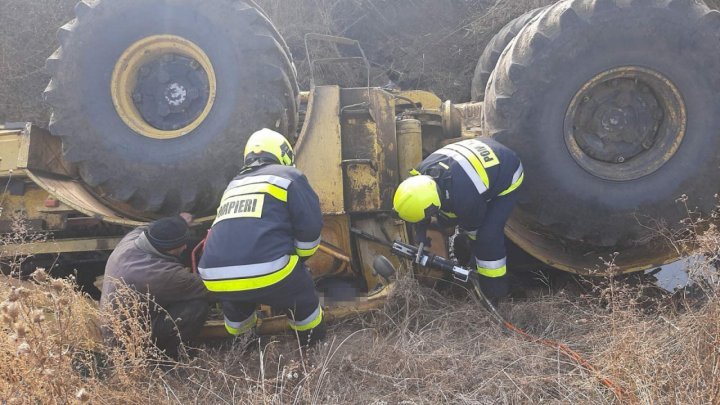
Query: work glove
[{"left": 450, "top": 229, "right": 472, "bottom": 267}]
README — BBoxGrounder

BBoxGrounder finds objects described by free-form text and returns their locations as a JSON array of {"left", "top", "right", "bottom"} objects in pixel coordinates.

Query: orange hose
[
  {"left": 502, "top": 319, "right": 629, "bottom": 402},
  {"left": 468, "top": 278, "right": 629, "bottom": 402}
]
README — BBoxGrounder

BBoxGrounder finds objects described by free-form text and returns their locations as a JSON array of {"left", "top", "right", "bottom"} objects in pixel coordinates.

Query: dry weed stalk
[
  {"left": 0, "top": 269, "right": 97, "bottom": 403},
  {"left": 583, "top": 200, "right": 720, "bottom": 404},
  {"left": 0, "top": 209, "right": 718, "bottom": 403},
  {"left": 0, "top": 211, "right": 49, "bottom": 276}
]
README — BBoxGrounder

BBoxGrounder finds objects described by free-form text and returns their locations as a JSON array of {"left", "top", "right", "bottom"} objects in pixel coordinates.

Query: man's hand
[
  {"left": 179, "top": 212, "right": 194, "bottom": 225},
  {"left": 450, "top": 230, "right": 473, "bottom": 267}
]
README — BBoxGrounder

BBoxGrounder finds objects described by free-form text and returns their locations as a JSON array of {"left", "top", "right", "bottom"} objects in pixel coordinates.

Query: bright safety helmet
[
  {"left": 393, "top": 175, "right": 441, "bottom": 223},
  {"left": 244, "top": 128, "right": 295, "bottom": 166}
]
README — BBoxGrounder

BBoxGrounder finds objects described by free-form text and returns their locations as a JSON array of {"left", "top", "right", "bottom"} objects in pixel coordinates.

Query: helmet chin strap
[
  {"left": 413, "top": 218, "right": 431, "bottom": 248},
  {"left": 244, "top": 153, "right": 281, "bottom": 168}
]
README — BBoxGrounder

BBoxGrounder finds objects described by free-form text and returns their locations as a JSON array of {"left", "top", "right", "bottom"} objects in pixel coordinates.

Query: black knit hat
[{"left": 145, "top": 216, "right": 189, "bottom": 252}]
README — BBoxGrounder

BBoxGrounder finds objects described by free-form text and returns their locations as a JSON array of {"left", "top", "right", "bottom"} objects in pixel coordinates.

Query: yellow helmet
[
  {"left": 244, "top": 128, "right": 295, "bottom": 166},
  {"left": 393, "top": 175, "right": 441, "bottom": 223}
]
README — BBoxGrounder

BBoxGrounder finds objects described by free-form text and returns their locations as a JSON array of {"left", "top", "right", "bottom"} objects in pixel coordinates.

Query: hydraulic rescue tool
[
  {"left": 389, "top": 240, "right": 505, "bottom": 323},
  {"left": 391, "top": 240, "right": 470, "bottom": 282}
]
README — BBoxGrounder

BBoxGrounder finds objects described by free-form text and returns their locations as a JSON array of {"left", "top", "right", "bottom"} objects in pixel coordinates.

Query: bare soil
[{"left": 0, "top": 0, "right": 558, "bottom": 125}]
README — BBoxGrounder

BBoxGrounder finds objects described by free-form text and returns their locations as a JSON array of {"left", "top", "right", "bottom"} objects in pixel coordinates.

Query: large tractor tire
[
  {"left": 470, "top": 6, "right": 547, "bottom": 101},
  {"left": 45, "top": 0, "right": 299, "bottom": 217},
  {"left": 483, "top": 0, "right": 720, "bottom": 273}
]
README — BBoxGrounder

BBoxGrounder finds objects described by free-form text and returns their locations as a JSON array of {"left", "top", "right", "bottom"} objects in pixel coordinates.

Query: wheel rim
[
  {"left": 111, "top": 35, "right": 216, "bottom": 139},
  {"left": 564, "top": 66, "right": 686, "bottom": 181}
]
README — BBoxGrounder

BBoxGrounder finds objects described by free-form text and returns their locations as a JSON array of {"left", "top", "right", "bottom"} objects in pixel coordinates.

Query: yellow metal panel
[
  {"left": 18, "top": 126, "right": 76, "bottom": 177},
  {"left": 0, "top": 129, "right": 23, "bottom": 175},
  {"left": 396, "top": 119, "right": 423, "bottom": 180},
  {"left": 294, "top": 86, "right": 345, "bottom": 214},
  {"left": 344, "top": 160, "right": 381, "bottom": 211},
  {"left": 340, "top": 88, "right": 399, "bottom": 212},
  {"left": 0, "top": 186, "right": 67, "bottom": 231},
  {"left": 305, "top": 214, "right": 354, "bottom": 279},
  {"left": 395, "top": 90, "right": 443, "bottom": 110},
  {"left": 198, "top": 283, "right": 394, "bottom": 338},
  {"left": 352, "top": 216, "right": 408, "bottom": 292}
]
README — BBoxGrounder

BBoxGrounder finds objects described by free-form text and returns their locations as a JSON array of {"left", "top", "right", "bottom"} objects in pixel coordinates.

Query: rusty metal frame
[
  {"left": 24, "top": 171, "right": 146, "bottom": 227},
  {"left": 0, "top": 236, "right": 122, "bottom": 257},
  {"left": 199, "top": 282, "right": 394, "bottom": 338},
  {"left": 304, "top": 33, "right": 370, "bottom": 89}
]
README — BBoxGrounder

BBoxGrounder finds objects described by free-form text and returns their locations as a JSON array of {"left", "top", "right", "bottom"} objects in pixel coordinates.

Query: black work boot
[
  {"left": 296, "top": 318, "right": 327, "bottom": 347},
  {"left": 480, "top": 274, "right": 509, "bottom": 307}
]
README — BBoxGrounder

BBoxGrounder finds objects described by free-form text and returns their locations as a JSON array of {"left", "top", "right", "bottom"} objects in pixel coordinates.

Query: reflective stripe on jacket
[
  {"left": 198, "top": 163, "right": 322, "bottom": 292},
  {"left": 416, "top": 137, "right": 523, "bottom": 232}
]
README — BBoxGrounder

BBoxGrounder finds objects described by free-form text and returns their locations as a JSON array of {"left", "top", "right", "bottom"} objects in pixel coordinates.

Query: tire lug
[
  {"left": 189, "top": 60, "right": 200, "bottom": 70},
  {"left": 616, "top": 156, "right": 625, "bottom": 163}
]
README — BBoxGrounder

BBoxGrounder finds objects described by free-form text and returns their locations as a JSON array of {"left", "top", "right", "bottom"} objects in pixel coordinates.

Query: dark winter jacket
[
  {"left": 416, "top": 137, "right": 523, "bottom": 232},
  {"left": 100, "top": 227, "right": 209, "bottom": 314}
]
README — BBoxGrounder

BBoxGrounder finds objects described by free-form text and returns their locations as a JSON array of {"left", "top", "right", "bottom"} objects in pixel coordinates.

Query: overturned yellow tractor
[{"left": 2, "top": 0, "right": 720, "bottom": 332}]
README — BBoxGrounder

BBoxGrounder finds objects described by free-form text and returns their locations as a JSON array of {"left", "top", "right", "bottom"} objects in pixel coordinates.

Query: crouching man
[{"left": 100, "top": 214, "right": 209, "bottom": 358}]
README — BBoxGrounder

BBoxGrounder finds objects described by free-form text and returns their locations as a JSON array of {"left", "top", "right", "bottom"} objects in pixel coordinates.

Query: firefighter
[
  {"left": 393, "top": 138, "right": 523, "bottom": 300},
  {"left": 101, "top": 213, "right": 210, "bottom": 359},
  {"left": 198, "top": 128, "right": 325, "bottom": 346}
]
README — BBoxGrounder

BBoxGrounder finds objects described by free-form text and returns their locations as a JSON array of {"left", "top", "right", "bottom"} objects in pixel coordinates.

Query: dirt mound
[
  {"left": 3, "top": 0, "right": 718, "bottom": 125},
  {"left": 0, "top": 0, "right": 557, "bottom": 126},
  {"left": 0, "top": 0, "right": 74, "bottom": 126},
  {"left": 250, "top": 0, "right": 558, "bottom": 100}
]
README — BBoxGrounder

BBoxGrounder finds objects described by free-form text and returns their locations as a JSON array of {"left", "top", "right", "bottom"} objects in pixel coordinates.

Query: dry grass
[
  {"left": 1, "top": 198, "right": 719, "bottom": 404},
  {"left": 0, "top": 270, "right": 101, "bottom": 403},
  {"left": 0, "top": 212, "right": 49, "bottom": 276},
  {"left": 0, "top": 241, "right": 718, "bottom": 403}
]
